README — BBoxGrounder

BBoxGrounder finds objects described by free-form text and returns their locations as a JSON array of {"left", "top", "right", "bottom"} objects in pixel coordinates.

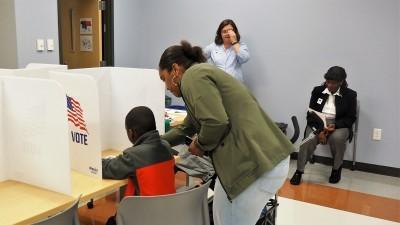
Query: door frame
[{"left": 101, "top": 0, "right": 114, "bottom": 66}]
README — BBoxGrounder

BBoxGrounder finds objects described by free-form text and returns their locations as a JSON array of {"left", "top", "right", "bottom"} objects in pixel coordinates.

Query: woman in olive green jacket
[{"left": 159, "top": 41, "right": 293, "bottom": 225}]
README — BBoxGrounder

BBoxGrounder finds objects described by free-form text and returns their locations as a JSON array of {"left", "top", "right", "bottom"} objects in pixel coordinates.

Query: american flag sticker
[{"left": 66, "top": 95, "right": 89, "bottom": 134}]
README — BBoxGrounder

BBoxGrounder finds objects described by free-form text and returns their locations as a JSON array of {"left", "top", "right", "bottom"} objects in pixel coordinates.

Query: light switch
[
  {"left": 372, "top": 128, "right": 382, "bottom": 141},
  {"left": 36, "top": 39, "right": 45, "bottom": 51},
  {"left": 47, "top": 39, "right": 54, "bottom": 51}
]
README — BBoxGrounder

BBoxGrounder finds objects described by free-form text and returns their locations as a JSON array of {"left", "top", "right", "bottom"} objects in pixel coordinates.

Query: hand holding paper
[{"left": 308, "top": 108, "right": 327, "bottom": 129}]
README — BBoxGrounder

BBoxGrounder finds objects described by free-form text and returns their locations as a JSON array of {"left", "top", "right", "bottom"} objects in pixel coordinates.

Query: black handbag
[{"left": 255, "top": 195, "right": 279, "bottom": 225}]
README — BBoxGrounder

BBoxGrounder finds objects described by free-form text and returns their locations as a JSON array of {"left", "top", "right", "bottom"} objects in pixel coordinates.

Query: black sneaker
[
  {"left": 329, "top": 166, "right": 342, "bottom": 183},
  {"left": 290, "top": 170, "right": 303, "bottom": 185}
]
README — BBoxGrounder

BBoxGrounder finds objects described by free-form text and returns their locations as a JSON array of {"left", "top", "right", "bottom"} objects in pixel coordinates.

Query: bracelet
[{"left": 231, "top": 41, "right": 238, "bottom": 45}]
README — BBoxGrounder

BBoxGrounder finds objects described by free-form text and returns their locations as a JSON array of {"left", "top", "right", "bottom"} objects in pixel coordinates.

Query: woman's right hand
[
  {"left": 228, "top": 30, "right": 237, "bottom": 43},
  {"left": 318, "top": 131, "right": 327, "bottom": 145},
  {"left": 188, "top": 136, "right": 205, "bottom": 157}
]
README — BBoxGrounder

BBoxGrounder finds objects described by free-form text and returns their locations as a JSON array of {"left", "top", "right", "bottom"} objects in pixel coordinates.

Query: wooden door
[{"left": 59, "top": 0, "right": 102, "bottom": 69}]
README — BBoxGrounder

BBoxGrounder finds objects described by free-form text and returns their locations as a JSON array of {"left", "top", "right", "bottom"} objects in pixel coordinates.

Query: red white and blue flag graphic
[{"left": 67, "top": 95, "right": 88, "bottom": 134}]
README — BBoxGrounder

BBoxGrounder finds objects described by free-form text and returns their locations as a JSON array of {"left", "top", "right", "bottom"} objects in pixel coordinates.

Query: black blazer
[{"left": 307, "top": 85, "right": 357, "bottom": 130}]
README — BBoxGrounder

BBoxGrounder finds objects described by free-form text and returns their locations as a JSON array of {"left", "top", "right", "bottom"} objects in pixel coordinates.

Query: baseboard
[{"left": 290, "top": 152, "right": 400, "bottom": 178}]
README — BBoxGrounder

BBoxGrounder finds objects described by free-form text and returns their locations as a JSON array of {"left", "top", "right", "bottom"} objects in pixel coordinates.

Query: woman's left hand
[{"left": 189, "top": 137, "right": 205, "bottom": 157}]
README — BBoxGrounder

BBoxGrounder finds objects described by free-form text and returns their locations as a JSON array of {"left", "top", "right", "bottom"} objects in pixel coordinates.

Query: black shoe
[
  {"left": 290, "top": 170, "right": 303, "bottom": 185},
  {"left": 329, "top": 166, "right": 342, "bottom": 184}
]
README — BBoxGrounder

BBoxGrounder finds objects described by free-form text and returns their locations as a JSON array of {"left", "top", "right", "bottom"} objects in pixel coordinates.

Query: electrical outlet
[{"left": 372, "top": 128, "right": 382, "bottom": 141}]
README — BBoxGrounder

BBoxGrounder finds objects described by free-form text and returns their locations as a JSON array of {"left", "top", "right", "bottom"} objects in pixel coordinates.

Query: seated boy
[{"left": 102, "top": 106, "right": 175, "bottom": 196}]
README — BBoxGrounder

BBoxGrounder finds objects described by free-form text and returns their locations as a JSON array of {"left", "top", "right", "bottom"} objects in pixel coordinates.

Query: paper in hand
[
  {"left": 307, "top": 108, "right": 327, "bottom": 129},
  {"left": 103, "top": 155, "right": 116, "bottom": 160}
]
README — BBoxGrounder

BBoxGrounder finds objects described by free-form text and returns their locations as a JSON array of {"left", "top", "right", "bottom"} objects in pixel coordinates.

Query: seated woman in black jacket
[{"left": 290, "top": 66, "right": 357, "bottom": 185}]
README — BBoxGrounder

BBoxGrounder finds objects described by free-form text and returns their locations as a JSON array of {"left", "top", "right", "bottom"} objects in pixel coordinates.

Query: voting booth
[
  {"left": 60, "top": 67, "right": 165, "bottom": 152},
  {"left": 0, "top": 64, "right": 103, "bottom": 178},
  {"left": 0, "top": 65, "right": 165, "bottom": 195}
]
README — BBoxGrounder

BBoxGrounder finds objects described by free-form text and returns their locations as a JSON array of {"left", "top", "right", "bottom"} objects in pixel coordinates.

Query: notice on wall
[
  {"left": 80, "top": 35, "right": 93, "bottom": 52},
  {"left": 80, "top": 18, "right": 92, "bottom": 34}
]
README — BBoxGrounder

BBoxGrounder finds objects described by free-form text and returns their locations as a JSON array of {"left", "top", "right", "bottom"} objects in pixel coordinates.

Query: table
[
  {"left": 0, "top": 149, "right": 127, "bottom": 225},
  {"left": 165, "top": 109, "right": 187, "bottom": 127}
]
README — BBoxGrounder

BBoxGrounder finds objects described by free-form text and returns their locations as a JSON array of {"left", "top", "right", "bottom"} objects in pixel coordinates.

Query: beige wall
[{"left": 0, "top": 0, "right": 18, "bottom": 68}]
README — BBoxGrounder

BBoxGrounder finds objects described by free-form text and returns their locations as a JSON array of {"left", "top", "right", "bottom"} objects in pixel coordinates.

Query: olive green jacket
[{"left": 163, "top": 63, "right": 293, "bottom": 199}]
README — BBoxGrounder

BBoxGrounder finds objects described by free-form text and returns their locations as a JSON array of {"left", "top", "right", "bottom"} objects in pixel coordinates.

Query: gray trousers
[{"left": 297, "top": 126, "right": 349, "bottom": 171}]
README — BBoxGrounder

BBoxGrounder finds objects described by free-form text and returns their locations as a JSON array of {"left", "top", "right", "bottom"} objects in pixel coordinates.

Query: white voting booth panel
[
  {"left": 0, "top": 66, "right": 102, "bottom": 179},
  {"left": 13, "top": 67, "right": 66, "bottom": 79},
  {"left": 110, "top": 67, "right": 165, "bottom": 151},
  {"left": 49, "top": 71, "right": 102, "bottom": 178},
  {"left": 25, "top": 63, "right": 68, "bottom": 69},
  {"left": 59, "top": 68, "right": 111, "bottom": 150},
  {"left": 0, "top": 77, "right": 71, "bottom": 195},
  {"left": 0, "top": 69, "right": 13, "bottom": 76},
  {"left": 67, "top": 67, "right": 165, "bottom": 152},
  {"left": 0, "top": 64, "right": 67, "bottom": 79},
  {"left": 0, "top": 81, "right": 4, "bottom": 180},
  {"left": 0, "top": 71, "right": 13, "bottom": 181}
]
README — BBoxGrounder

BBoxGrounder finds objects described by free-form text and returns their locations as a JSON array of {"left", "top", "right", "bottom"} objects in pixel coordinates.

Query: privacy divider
[
  {"left": 0, "top": 76, "right": 71, "bottom": 195},
  {"left": 64, "top": 67, "right": 165, "bottom": 152},
  {"left": 49, "top": 71, "right": 102, "bottom": 178},
  {"left": 0, "top": 66, "right": 164, "bottom": 189},
  {"left": 0, "top": 65, "right": 102, "bottom": 179}
]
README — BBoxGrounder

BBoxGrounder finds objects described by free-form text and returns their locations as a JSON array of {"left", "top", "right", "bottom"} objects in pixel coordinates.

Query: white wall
[
  {"left": 13, "top": 0, "right": 60, "bottom": 67},
  {"left": 114, "top": 0, "right": 141, "bottom": 67},
  {"left": 397, "top": 3, "right": 400, "bottom": 164},
  {"left": 114, "top": 0, "right": 400, "bottom": 168},
  {"left": 0, "top": 0, "right": 18, "bottom": 68}
]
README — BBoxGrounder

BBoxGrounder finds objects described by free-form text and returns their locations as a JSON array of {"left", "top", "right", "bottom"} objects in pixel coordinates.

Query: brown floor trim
[{"left": 290, "top": 152, "right": 400, "bottom": 178}]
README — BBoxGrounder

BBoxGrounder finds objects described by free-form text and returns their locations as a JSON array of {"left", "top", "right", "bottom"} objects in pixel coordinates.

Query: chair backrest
[
  {"left": 353, "top": 100, "right": 360, "bottom": 134},
  {"left": 348, "top": 99, "right": 360, "bottom": 143},
  {"left": 124, "top": 158, "right": 176, "bottom": 197},
  {"left": 32, "top": 195, "right": 81, "bottom": 225},
  {"left": 117, "top": 181, "right": 211, "bottom": 225}
]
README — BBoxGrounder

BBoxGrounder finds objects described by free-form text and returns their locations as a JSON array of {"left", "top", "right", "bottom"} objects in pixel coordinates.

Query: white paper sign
[
  {"left": 80, "top": 18, "right": 93, "bottom": 34},
  {"left": 80, "top": 36, "right": 93, "bottom": 52}
]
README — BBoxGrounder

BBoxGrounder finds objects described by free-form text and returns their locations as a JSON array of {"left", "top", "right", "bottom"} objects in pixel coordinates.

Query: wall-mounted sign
[
  {"left": 80, "top": 35, "right": 93, "bottom": 52},
  {"left": 80, "top": 18, "right": 92, "bottom": 34}
]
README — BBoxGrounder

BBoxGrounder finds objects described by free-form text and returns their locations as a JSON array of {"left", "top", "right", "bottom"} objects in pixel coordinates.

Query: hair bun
[{"left": 180, "top": 40, "right": 206, "bottom": 63}]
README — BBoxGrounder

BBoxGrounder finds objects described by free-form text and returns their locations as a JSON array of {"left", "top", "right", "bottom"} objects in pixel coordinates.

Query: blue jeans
[{"left": 213, "top": 156, "right": 289, "bottom": 225}]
